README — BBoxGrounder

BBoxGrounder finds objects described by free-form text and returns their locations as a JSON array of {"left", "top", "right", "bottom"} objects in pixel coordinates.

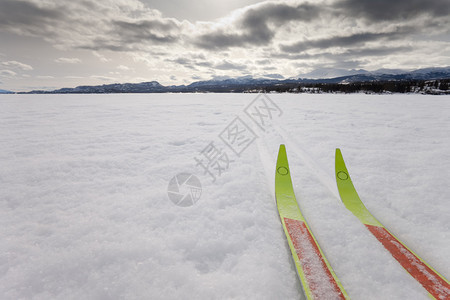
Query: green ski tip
[{"left": 335, "top": 148, "right": 382, "bottom": 227}]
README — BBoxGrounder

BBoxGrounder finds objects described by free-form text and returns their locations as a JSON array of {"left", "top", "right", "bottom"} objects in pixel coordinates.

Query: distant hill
[
  {"left": 22, "top": 66, "right": 450, "bottom": 94},
  {"left": 51, "top": 81, "right": 165, "bottom": 94},
  {"left": 0, "top": 89, "right": 14, "bottom": 94}
]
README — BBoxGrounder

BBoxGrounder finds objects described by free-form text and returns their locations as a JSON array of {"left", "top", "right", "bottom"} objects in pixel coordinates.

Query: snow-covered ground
[{"left": 0, "top": 93, "right": 449, "bottom": 299}]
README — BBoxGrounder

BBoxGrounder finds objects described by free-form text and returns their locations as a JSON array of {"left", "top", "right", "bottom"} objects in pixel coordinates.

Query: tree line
[{"left": 257, "top": 79, "right": 450, "bottom": 94}]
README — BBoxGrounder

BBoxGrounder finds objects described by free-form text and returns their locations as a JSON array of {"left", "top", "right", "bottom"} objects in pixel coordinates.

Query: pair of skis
[{"left": 275, "top": 145, "right": 449, "bottom": 299}]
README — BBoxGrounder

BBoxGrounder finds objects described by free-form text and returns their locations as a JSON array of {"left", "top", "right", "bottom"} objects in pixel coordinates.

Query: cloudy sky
[{"left": 0, "top": 0, "right": 449, "bottom": 91}]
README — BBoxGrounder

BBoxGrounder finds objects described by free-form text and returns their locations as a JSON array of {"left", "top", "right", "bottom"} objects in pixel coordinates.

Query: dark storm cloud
[
  {"left": 0, "top": 0, "right": 63, "bottom": 34},
  {"left": 335, "top": 0, "right": 450, "bottom": 21},
  {"left": 281, "top": 28, "right": 414, "bottom": 53},
  {"left": 194, "top": 2, "right": 320, "bottom": 50}
]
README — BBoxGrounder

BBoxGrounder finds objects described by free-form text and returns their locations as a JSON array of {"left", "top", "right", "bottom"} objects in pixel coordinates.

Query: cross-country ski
[
  {"left": 276, "top": 145, "right": 349, "bottom": 300},
  {"left": 335, "top": 148, "right": 450, "bottom": 299}
]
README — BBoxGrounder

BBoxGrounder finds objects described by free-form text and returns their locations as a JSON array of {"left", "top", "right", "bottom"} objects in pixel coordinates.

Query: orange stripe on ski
[
  {"left": 366, "top": 224, "right": 450, "bottom": 299},
  {"left": 284, "top": 218, "right": 346, "bottom": 299}
]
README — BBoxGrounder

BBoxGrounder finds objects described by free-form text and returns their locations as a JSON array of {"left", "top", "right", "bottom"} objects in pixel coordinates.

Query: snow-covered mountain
[
  {"left": 50, "top": 81, "right": 165, "bottom": 93},
  {"left": 297, "top": 67, "right": 450, "bottom": 79},
  {"left": 23, "top": 67, "right": 450, "bottom": 94},
  {"left": 0, "top": 89, "right": 14, "bottom": 94},
  {"left": 335, "top": 66, "right": 450, "bottom": 82},
  {"left": 187, "top": 75, "right": 283, "bottom": 88}
]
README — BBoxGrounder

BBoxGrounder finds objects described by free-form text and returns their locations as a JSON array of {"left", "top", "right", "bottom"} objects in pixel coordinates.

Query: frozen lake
[{"left": 0, "top": 93, "right": 449, "bottom": 299}]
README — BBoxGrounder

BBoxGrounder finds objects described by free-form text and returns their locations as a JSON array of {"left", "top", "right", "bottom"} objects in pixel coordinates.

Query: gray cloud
[
  {"left": 166, "top": 56, "right": 246, "bottom": 71},
  {"left": 171, "top": 57, "right": 191, "bottom": 65},
  {"left": 281, "top": 28, "right": 414, "bottom": 53},
  {"left": 335, "top": 0, "right": 450, "bottom": 22},
  {"left": 196, "top": 61, "right": 214, "bottom": 68},
  {"left": 341, "top": 46, "right": 413, "bottom": 58},
  {"left": 194, "top": 2, "right": 320, "bottom": 50},
  {"left": 255, "top": 59, "right": 272, "bottom": 65},
  {"left": 165, "top": 57, "right": 202, "bottom": 70},
  {"left": 79, "top": 21, "right": 179, "bottom": 51},
  {"left": 2, "top": 0, "right": 444, "bottom": 55},
  {"left": 0, "top": 0, "right": 60, "bottom": 24},
  {"left": 0, "top": 69, "right": 17, "bottom": 77},
  {"left": 111, "top": 20, "right": 179, "bottom": 43},
  {"left": 78, "top": 38, "right": 131, "bottom": 52},
  {"left": 2, "top": 60, "right": 33, "bottom": 70},
  {"left": 194, "top": 32, "right": 249, "bottom": 50},
  {"left": 215, "top": 61, "right": 247, "bottom": 71},
  {"left": 55, "top": 58, "right": 81, "bottom": 64},
  {"left": 76, "top": 4, "right": 182, "bottom": 51},
  {"left": 329, "top": 60, "right": 365, "bottom": 69},
  {"left": 272, "top": 45, "right": 412, "bottom": 61},
  {"left": 0, "top": 0, "right": 63, "bottom": 36},
  {"left": 0, "top": 0, "right": 182, "bottom": 52},
  {"left": 194, "top": 0, "right": 448, "bottom": 51},
  {"left": 262, "top": 66, "right": 277, "bottom": 71}
]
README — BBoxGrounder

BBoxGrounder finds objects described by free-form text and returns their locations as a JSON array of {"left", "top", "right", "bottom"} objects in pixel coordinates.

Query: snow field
[{"left": 0, "top": 93, "right": 449, "bottom": 299}]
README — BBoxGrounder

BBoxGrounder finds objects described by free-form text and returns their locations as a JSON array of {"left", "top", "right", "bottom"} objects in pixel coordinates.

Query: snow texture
[{"left": 0, "top": 93, "right": 449, "bottom": 299}]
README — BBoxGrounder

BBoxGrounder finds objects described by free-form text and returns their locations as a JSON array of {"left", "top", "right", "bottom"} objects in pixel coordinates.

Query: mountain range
[{"left": 17, "top": 66, "right": 450, "bottom": 94}]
